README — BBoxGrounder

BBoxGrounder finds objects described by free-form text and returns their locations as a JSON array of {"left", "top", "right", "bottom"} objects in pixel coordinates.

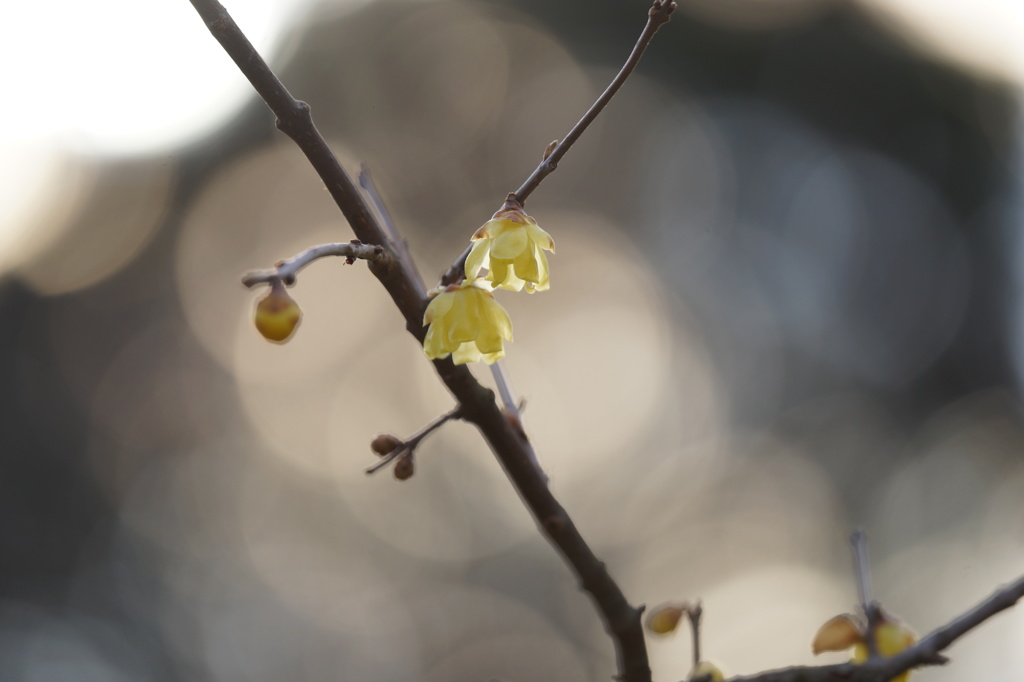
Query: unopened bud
[
  {"left": 370, "top": 434, "right": 403, "bottom": 456},
  {"left": 645, "top": 603, "right": 687, "bottom": 635},
  {"left": 254, "top": 280, "right": 301, "bottom": 343},
  {"left": 394, "top": 454, "right": 415, "bottom": 481},
  {"left": 812, "top": 613, "right": 864, "bottom": 654},
  {"left": 690, "top": 661, "right": 724, "bottom": 682}
]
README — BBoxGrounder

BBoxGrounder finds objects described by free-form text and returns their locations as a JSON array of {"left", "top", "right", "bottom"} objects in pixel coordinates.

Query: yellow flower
[
  {"left": 466, "top": 201, "right": 555, "bottom": 293},
  {"left": 422, "top": 279, "right": 513, "bottom": 365},
  {"left": 812, "top": 611, "right": 916, "bottom": 682},
  {"left": 853, "top": 620, "right": 916, "bottom": 682}
]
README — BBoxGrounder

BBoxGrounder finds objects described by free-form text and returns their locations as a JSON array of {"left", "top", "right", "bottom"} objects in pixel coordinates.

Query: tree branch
[
  {"left": 439, "top": 0, "right": 676, "bottom": 287},
  {"left": 241, "top": 241, "right": 386, "bottom": 288},
  {"left": 513, "top": 0, "right": 676, "bottom": 204},
  {"left": 722, "top": 573, "right": 1024, "bottom": 682},
  {"left": 187, "top": 1, "right": 650, "bottom": 679}
]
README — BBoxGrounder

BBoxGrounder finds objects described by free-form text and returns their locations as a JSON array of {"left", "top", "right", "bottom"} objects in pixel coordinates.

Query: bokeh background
[{"left": 2, "top": 0, "right": 1023, "bottom": 679}]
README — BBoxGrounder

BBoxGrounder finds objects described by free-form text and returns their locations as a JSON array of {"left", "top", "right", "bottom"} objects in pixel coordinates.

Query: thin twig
[
  {"left": 720, "top": 573, "right": 1024, "bottom": 682},
  {"left": 365, "top": 406, "right": 462, "bottom": 475},
  {"left": 440, "top": 0, "right": 677, "bottom": 285},
  {"left": 849, "top": 530, "right": 880, "bottom": 660},
  {"left": 187, "top": 2, "right": 651, "bottom": 679},
  {"left": 242, "top": 241, "right": 385, "bottom": 288},
  {"left": 359, "top": 163, "right": 426, "bottom": 293},
  {"left": 513, "top": 0, "right": 677, "bottom": 204},
  {"left": 688, "top": 602, "right": 704, "bottom": 669}
]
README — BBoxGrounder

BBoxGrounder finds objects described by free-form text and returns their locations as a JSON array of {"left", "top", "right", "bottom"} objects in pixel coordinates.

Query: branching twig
[
  {"left": 187, "top": 1, "right": 651, "bottom": 679},
  {"left": 720, "top": 573, "right": 1024, "bottom": 682},
  {"left": 359, "top": 163, "right": 426, "bottom": 293},
  {"left": 439, "top": 0, "right": 676, "bottom": 286},
  {"left": 365, "top": 406, "right": 462, "bottom": 475},
  {"left": 242, "top": 241, "right": 385, "bottom": 288},
  {"left": 513, "top": 0, "right": 676, "bottom": 204}
]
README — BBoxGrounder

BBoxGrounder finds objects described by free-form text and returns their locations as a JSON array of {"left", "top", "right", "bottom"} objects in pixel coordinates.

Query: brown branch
[
  {"left": 187, "top": 1, "right": 650, "bottom": 679},
  {"left": 440, "top": 0, "right": 676, "bottom": 286},
  {"left": 513, "top": 0, "right": 676, "bottom": 204},
  {"left": 241, "top": 241, "right": 386, "bottom": 288},
  {"left": 721, "top": 573, "right": 1024, "bottom": 682}
]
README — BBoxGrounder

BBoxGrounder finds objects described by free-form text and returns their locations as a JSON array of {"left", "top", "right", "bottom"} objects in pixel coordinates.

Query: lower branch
[{"left": 727, "top": 572, "right": 1024, "bottom": 682}]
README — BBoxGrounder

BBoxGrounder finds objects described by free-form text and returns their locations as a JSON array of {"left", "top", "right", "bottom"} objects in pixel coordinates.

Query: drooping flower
[
  {"left": 422, "top": 279, "right": 513, "bottom": 365},
  {"left": 466, "top": 197, "right": 555, "bottom": 294},
  {"left": 812, "top": 611, "right": 916, "bottom": 682},
  {"left": 254, "top": 279, "right": 302, "bottom": 343}
]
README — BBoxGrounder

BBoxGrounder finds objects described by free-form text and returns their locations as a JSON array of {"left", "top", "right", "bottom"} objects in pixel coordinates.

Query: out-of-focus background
[{"left": 2, "top": 0, "right": 1023, "bottom": 679}]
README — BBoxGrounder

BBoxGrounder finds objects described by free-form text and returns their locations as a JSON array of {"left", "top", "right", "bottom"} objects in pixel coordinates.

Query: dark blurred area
[{"left": 2, "top": 0, "right": 1023, "bottom": 679}]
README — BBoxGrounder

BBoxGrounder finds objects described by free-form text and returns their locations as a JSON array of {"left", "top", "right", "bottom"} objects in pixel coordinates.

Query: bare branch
[
  {"left": 187, "top": 0, "right": 425, "bottom": 325},
  {"left": 187, "top": 2, "right": 651, "bottom": 679},
  {"left": 359, "top": 163, "right": 426, "bottom": 293},
  {"left": 242, "top": 241, "right": 386, "bottom": 288},
  {"left": 440, "top": 0, "right": 677, "bottom": 286},
  {"left": 512, "top": 0, "right": 677, "bottom": 204},
  {"left": 723, "top": 573, "right": 1024, "bottom": 682}
]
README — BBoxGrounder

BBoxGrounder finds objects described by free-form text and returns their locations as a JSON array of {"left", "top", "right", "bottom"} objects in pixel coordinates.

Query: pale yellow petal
[
  {"left": 471, "top": 220, "right": 494, "bottom": 240},
  {"left": 422, "top": 324, "right": 448, "bottom": 360},
  {"left": 488, "top": 259, "right": 521, "bottom": 291},
  {"left": 490, "top": 225, "right": 529, "bottom": 259},
  {"left": 452, "top": 341, "right": 483, "bottom": 365},
  {"left": 475, "top": 327, "right": 505, "bottom": 355},
  {"left": 480, "top": 348, "right": 505, "bottom": 364},
  {"left": 445, "top": 291, "right": 479, "bottom": 344},
  {"left": 484, "top": 297, "right": 513, "bottom": 340},
  {"left": 526, "top": 222, "right": 555, "bottom": 253},
  {"left": 512, "top": 243, "right": 542, "bottom": 284},
  {"left": 465, "top": 239, "right": 491, "bottom": 280},
  {"left": 423, "top": 291, "right": 454, "bottom": 325}
]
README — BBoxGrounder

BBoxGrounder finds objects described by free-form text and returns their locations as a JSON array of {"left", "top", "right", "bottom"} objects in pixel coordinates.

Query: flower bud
[
  {"left": 370, "top": 434, "right": 403, "bottom": 456},
  {"left": 394, "top": 454, "right": 415, "bottom": 481},
  {"left": 645, "top": 603, "right": 687, "bottom": 635},
  {"left": 812, "top": 613, "right": 864, "bottom": 654},
  {"left": 690, "top": 661, "right": 724, "bottom": 682},
  {"left": 254, "top": 280, "right": 301, "bottom": 343}
]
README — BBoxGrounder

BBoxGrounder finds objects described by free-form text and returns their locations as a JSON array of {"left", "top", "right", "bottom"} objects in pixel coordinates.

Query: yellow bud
[
  {"left": 254, "top": 280, "right": 301, "bottom": 343},
  {"left": 690, "top": 661, "right": 724, "bottom": 682},
  {"left": 812, "top": 613, "right": 864, "bottom": 654},
  {"left": 645, "top": 603, "right": 687, "bottom": 635}
]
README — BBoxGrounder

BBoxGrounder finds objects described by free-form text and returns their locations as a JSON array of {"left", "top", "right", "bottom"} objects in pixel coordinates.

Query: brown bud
[
  {"left": 394, "top": 454, "right": 415, "bottom": 481},
  {"left": 542, "top": 139, "right": 559, "bottom": 160},
  {"left": 370, "top": 434, "right": 403, "bottom": 456}
]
